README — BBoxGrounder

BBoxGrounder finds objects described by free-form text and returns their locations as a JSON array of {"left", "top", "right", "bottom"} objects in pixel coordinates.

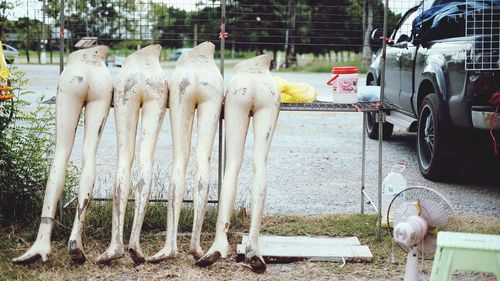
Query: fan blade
[
  {"left": 393, "top": 201, "right": 419, "bottom": 225},
  {"left": 418, "top": 199, "right": 449, "bottom": 227},
  {"left": 422, "top": 232, "right": 437, "bottom": 254}
]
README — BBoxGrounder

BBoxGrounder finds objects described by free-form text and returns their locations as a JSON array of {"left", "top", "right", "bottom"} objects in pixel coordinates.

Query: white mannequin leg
[
  {"left": 245, "top": 105, "right": 279, "bottom": 273},
  {"left": 12, "top": 83, "right": 84, "bottom": 264},
  {"left": 196, "top": 86, "right": 252, "bottom": 266},
  {"left": 147, "top": 78, "right": 195, "bottom": 263},
  {"left": 189, "top": 86, "right": 223, "bottom": 260},
  {"left": 96, "top": 78, "right": 141, "bottom": 264},
  {"left": 128, "top": 85, "right": 168, "bottom": 264},
  {"left": 197, "top": 55, "right": 279, "bottom": 273},
  {"left": 68, "top": 82, "right": 112, "bottom": 263},
  {"left": 148, "top": 41, "right": 223, "bottom": 263},
  {"left": 12, "top": 46, "right": 112, "bottom": 265}
]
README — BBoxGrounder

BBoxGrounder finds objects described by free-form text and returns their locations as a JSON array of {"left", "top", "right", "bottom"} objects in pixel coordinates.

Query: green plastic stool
[{"left": 430, "top": 231, "right": 500, "bottom": 281}]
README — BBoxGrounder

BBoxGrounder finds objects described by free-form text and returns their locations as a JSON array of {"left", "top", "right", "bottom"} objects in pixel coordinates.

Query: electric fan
[{"left": 387, "top": 186, "right": 455, "bottom": 281}]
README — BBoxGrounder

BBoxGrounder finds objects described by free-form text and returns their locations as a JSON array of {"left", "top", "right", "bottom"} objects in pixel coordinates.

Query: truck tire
[
  {"left": 365, "top": 79, "right": 393, "bottom": 140},
  {"left": 417, "top": 93, "right": 450, "bottom": 180},
  {"left": 366, "top": 112, "right": 394, "bottom": 140}
]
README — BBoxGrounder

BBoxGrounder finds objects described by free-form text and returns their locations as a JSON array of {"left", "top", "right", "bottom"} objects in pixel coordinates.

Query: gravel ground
[{"left": 16, "top": 63, "right": 500, "bottom": 217}]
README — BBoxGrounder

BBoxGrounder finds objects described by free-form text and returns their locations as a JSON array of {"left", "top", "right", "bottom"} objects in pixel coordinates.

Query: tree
[
  {"left": 151, "top": 3, "right": 190, "bottom": 49},
  {"left": 0, "top": 1, "right": 16, "bottom": 40},
  {"left": 362, "top": 0, "right": 374, "bottom": 69}
]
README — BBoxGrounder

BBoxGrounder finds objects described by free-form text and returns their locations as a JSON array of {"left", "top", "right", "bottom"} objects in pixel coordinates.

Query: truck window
[{"left": 393, "top": 8, "right": 419, "bottom": 43}]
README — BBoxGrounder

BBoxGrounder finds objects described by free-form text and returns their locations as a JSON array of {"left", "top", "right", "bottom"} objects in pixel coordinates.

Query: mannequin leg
[
  {"left": 196, "top": 100, "right": 251, "bottom": 267},
  {"left": 147, "top": 88, "right": 194, "bottom": 263},
  {"left": 96, "top": 88, "right": 140, "bottom": 264},
  {"left": 12, "top": 86, "right": 84, "bottom": 264},
  {"left": 189, "top": 96, "right": 223, "bottom": 260},
  {"left": 68, "top": 97, "right": 111, "bottom": 263},
  {"left": 128, "top": 96, "right": 167, "bottom": 264},
  {"left": 245, "top": 106, "right": 279, "bottom": 273}
]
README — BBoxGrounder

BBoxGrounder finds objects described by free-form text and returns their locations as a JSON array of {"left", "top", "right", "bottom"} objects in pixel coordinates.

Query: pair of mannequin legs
[
  {"left": 196, "top": 54, "right": 280, "bottom": 273},
  {"left": 96, "top": 44, "right": 168, "bottom": 264},
  {"left": 12, "top": 46, "right": 113, "bottom": 264},
  {"left": 148, "top": 41, "right": 224, "bottom": 262}
]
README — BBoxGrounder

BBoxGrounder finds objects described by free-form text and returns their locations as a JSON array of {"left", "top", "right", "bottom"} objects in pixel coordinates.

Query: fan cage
[{"left": 386, "top": 186, "right": 456, "bottom": 258}]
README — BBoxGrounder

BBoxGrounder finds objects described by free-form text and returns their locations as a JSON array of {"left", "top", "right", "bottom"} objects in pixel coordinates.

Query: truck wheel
[
  {"left": 365, "top": 79, "right": 393, "bottom": 140},
  {"left": 366, "top": 112, "right": 394, "bottom": 140},
  {"left": 417, "top": 93, "right": 450, "bottom": 180}
]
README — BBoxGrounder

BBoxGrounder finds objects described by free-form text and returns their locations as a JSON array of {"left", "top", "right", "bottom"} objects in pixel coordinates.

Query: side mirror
[
  {"left": 370, "top": 29, "right": 384, "bottom": 42},
  {"left": 370, "top": 29, "right": 384, "bottom": 52}
]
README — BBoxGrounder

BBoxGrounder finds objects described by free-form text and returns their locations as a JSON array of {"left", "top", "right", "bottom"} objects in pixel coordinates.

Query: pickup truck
[{"left": 366, "top": 1, "right": 500, "bottom": 180}]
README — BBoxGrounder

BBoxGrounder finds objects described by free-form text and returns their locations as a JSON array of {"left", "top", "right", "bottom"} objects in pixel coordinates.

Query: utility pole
[
  {"left": 362, "top": 0, "right": 374, "bottom": 69},
  {"left": 59, "top": 0, "right": 64, "bottom": 74},
  {"left": 194, "top": 23, "right": 198, "bottom": 46},
  {"left": 40, "top": 0, "right": 47, "bottom": 64},
  {"left": 285, "top": 0, "right": 297, "bottom": 68}
]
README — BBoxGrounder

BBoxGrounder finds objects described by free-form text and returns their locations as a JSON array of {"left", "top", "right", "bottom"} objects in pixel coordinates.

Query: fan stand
[{"left": 404, "top": 246, "right": 420, "bottom": 281}]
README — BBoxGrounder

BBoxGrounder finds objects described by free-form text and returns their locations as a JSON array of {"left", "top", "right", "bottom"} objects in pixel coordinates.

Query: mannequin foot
[
  {"left": 245, "top": 246, "right": 266, "bottom": 273},
  {"left": 68, "top": 240, "right": 86, "bottom": 264},
  {"left": 95, "top": 244, "right": 124, "bottom": 264},
  {"left": 12, "top": 240, "right": 50, "bottom": 265},
  {"left": 146, "top": 245, "right": 177, "bottom": 263},
  {"left": 195, "top": 239, "right": 229, "bottom": 267},
  {"left": 195, "top": 251, "right": 221, "bottom": 267},
  {"left": 188, "top": 244, "right": 204, "bottom": 260},
  {"left": 128, "top": 243, "right": 145, "bottom": 265},
  {"left": 248, "top": 255, "right": 266, "bottom": 273}
]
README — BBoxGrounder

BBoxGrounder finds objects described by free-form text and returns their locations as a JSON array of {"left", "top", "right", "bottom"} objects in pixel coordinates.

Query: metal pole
[
  {"left": 217, "top": 0, "right": 226, "bottom": 199},
  {"left": 377, "top": 0, "right": 389, "bottom": 242},
  {"left": 58, "top": 0, "right": 65, "bottom": 219},
  {"left": 59, "top": 0, "right": 65, "bottom": 74},
  {"left": 361, "top": 113, "right": 367, "bottom": 214}
]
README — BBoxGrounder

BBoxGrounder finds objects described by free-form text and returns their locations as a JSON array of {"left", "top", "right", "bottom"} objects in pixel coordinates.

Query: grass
[{"left": 1, "top": 209, "right": 499, "bottom": 280}]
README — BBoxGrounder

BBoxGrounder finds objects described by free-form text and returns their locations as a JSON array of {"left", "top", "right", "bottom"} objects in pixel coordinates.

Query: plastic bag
[
  {"left": 275, "top": 76, "right": 317, "bottom": 103},
  {"left": 358, "top": 85, "right": 380, "bottom": 102},
  {"left": 0, "top": 41, "right": 13, "bottom": 102},
  {"left": 0, "top": 42, "right": 10, "bottom": 82}
]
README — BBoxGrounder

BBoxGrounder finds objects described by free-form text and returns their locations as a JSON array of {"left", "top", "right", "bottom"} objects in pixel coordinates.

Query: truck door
[{"left": 384, "top": 7, "right": 419, "bottom": 114}]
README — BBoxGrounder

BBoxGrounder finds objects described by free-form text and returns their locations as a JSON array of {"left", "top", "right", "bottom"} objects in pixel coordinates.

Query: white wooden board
[
  {"left": 237, "top": 235, "right": 373, "bottom": 263},
  {"left": 240, "top": 235, "right": 361, "bottom": 246}
]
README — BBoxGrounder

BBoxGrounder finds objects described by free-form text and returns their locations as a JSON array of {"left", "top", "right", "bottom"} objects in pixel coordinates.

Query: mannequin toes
[
  {"left": 68, "top": 240, "right": 86, "bottom": 264},
  {"left": 128, "top": 246, "right": 146, "bottom": 265},
  {"left": 95, "top": 246, "right": 124, "bottom": 264},
  {"left": 195, "top": 251, "right": 221, "bottom": 267},
  {"left": 12, "top": 253, "right": 43, "bottom": 265},
  {"left": 12, "top": 243, "right": 50, "bottom": 265},
  {"left": 146, "top": 247, "right": 177, "bottom": 263},
  {"left": 249, "top": 255, "right": 266, "bottom": 273}
]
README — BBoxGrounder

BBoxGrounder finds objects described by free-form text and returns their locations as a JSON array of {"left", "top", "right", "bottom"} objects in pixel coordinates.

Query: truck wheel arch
[{"left": 416, "top": 70, "right": 447, "bottom": 113}]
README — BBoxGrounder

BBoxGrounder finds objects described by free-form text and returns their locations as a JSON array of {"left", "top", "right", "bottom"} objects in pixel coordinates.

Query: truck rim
[{"left": 418, "top": 104, "right": 434, "bottom": 170}]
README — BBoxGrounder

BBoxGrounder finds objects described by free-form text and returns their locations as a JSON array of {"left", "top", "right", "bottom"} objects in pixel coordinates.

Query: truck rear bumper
[{"left": 471, "top": 106, "right": 500, "bottom": 130}]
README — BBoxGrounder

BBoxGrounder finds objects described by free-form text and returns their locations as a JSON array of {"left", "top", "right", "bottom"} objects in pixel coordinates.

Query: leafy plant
[{"left": 0, "top": 69, "right": 77, "bottom": 227}]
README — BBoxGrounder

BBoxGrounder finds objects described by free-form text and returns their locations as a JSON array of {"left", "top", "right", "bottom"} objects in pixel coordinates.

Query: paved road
[{"left": 13, "top": 63, "right": 500, "bottom": 217}]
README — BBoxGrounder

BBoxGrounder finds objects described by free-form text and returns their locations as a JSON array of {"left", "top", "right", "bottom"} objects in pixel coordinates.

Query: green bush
[{"left": 0, "top": 69, "right": 78, "bottom": 228}]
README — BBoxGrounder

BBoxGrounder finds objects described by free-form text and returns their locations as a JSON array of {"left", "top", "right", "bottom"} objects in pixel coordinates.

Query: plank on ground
[{"left": 237, "top": 235, "right": 373, "bottom": 263}]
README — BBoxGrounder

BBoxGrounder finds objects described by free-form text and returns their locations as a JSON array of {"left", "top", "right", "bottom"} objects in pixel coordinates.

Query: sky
[
  {"left": 7, "top": 0, "right": 424, "bottom": 22},
  {"left": 8, "top": 0, "right": 201, "bottom": 21}
]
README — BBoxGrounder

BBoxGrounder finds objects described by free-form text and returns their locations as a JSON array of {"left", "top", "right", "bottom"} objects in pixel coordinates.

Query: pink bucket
[{"left": 326, "top": 67, "right": 358, "bottom": 103}]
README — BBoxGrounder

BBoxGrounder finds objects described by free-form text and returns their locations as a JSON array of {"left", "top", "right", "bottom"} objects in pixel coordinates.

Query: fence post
[
  {"left": 217, "top": 0, "right": 226, "bottom": 201},
  {"left": 376, "top": 0, "right": 389, "bottom": 242},
  {"left": 59, "top": 0, "right": 65, "bottom": 220},
  {"left": 59, "top": 0, "right": 65, "bottom": 74}
]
